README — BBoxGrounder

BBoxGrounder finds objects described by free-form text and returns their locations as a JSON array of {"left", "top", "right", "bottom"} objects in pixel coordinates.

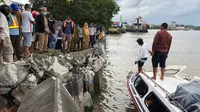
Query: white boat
[{"left": 127, "top": 65, "right": 200, "bottom": 112}]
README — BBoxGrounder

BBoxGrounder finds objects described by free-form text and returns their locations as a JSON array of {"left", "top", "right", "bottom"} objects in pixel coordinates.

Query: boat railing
[{"left": 142, "top": 72, "right": 188, "bottom": 112}]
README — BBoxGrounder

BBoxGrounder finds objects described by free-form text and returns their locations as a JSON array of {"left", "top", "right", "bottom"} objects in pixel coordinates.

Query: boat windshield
[
  {"left": 145, "top": 92, "right": 170, "bottom": 112},
  {"left": 165, "top": 69, "right": 180, "bottom": 76},
  {"left": 134, "top": 76, "right": 148, "bottom": 98}
]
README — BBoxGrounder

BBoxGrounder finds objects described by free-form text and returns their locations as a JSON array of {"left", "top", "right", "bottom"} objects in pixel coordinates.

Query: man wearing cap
[
  {"left": 36, "top": 7, "right": 50, "bottom": 53},
  {"left": 21, "top": 4, "right": 35, "bottom": 57},
  {"left": 8, "top": 4, "right": 21, "bottom": 60}
]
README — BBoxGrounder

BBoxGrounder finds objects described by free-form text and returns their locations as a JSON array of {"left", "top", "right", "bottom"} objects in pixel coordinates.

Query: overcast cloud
[{"left": 113, "top": 0, "right": 200, "bottom": 25}]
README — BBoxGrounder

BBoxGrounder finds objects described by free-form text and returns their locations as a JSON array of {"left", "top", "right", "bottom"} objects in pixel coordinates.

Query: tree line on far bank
[
  {"left": 147, "top": 24, "right": 200, "bottom": 30},
  {"left": 30, "top": 0, "right": 120, "bottom": 27}
]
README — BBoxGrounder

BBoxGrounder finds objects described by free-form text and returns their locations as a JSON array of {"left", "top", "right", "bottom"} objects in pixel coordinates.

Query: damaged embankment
[{"left": 0, "top": 39, "right": 106, "bottom": 112}]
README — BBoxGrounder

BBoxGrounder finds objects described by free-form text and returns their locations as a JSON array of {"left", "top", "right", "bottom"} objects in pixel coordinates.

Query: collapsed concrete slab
[{"left": 17, "top": 78, "right": 81, "bottom": 112}]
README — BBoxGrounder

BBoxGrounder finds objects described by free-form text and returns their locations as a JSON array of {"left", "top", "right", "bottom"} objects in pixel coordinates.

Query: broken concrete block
[{"left": 48, "top": 57, "right": 70, "bottom": 81}]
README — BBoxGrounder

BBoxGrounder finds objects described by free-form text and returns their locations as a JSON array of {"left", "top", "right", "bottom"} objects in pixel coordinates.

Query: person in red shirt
[{"left": 151, "top": 23, "right": 172, "bottom": 80}]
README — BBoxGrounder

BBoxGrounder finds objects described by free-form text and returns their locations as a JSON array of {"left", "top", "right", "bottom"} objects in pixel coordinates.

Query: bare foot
[
  {"left": 152, "top": 77, "right": 156, "bottom": 80},
  {"left": 160, "top": 77, "right": 164, "bottom": 81}
]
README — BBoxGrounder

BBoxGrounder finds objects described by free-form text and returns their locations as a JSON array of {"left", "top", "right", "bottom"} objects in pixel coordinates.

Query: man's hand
[
  {"left": 0, "top": 27, "right": 3, "bottom": 33},
  {"left": 150, "top": 51, "right": 154, "bottom": 56},
  {"left": 72, "top": 34, "right": 74, "bottom": 38},
  {"left": 149, "top": 50, "right": 152, "bottom": 54},
  {"left": 135, "top": 61, "right": 138, "bottom": 65},
  {"left": 0, "top": 36, "right": 2, "bottom": 43}
]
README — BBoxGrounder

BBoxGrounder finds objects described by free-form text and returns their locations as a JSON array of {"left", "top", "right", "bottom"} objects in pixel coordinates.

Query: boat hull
[{"left": 127, "top": 74, "right": 143, "bottom": 112}]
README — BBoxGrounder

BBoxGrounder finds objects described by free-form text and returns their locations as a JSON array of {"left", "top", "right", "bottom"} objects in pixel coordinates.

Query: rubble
[
  {"left": 0, "top": 40, "right": 107, "bottom": 112},
  {"left": 0, "top": 63, "right": 19, "bottom": 94}
]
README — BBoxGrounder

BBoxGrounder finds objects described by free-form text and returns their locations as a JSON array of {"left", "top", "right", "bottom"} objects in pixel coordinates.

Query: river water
[{"left": 94, "top": 30, "right": 200, "bottom": 112}]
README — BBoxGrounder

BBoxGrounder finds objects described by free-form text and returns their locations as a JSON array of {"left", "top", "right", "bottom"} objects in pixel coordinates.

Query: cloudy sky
[{"left": 113, "top": 0, "right": 200, "bottom": 25}]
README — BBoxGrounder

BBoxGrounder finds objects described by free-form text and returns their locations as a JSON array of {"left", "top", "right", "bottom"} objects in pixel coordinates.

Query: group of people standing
[{"left": 0, "top": 3, "right": 105, "bottom": 63}]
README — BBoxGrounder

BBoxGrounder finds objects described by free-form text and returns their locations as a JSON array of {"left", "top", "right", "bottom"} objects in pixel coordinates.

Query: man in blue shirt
[{"left": 8, "top": 4, "right": 21, "bottom": 60}]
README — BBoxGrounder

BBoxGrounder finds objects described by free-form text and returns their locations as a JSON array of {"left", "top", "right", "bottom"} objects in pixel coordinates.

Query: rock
[
  {"left": 63, "top": 72, "right": 73, "bottom": 83},
  {"left": 48, "top": 57, "right": 70, "bottom": 81},
  {"left": 83, "top": 91, "right": 93, "bottom": 109},
  {"left": 79, "top": 67, "right": 95, "bottom": 82},
  {"left": 65, "top": 54, "right": 74, "bottom": 64},
  {"left": 72, "top": 52, "right": 86, "bottom": 65},
  {"left": 19, "top": 74, "right": 37, "bottom": 93},
  {"left": 57, "top": 55, "right": 73, "bottom": 70},
  {"left": 16, "top": 66, "right": 28, "bottom": 83},
  {"left": 0, "top": 63, "right": 18, "bottom": 94},
  {"left": 30, "top": 63, "right": 44, "bottom": 78},
  {"left": 87, "top": 56, "right": 105, "bottom": 73}
]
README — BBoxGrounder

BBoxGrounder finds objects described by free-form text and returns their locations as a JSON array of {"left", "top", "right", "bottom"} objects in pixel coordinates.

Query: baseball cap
[{"left": 10, "top": 3, "right": 19, "bottom": 11}]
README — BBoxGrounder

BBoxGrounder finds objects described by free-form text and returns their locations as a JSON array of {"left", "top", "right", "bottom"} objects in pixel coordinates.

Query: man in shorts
[
  {"left": 62, "top": 16, "right": 75, "bottom": 53},
  {"left": 21, "top": 4, "right": 35, "bottom": 57},
  {"left": 0, "top": 5, "right": 14, "bottom": 63},
  {"left": 135, "top": 38, "right": 150, "bottom": 74},
  {"left": 151, "top": 23, "right": 172, "bottom": 80}
]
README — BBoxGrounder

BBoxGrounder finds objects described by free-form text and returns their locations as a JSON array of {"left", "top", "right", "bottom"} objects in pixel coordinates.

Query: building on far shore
[{"left": 171, "top": 21, "right": 177, "bottom": 30}]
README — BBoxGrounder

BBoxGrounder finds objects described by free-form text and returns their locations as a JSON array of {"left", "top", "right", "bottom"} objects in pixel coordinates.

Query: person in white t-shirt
[
  {"left": 89, "top": 23, "right": 96, "bottom": 48},
  {"left": 0, "top": 5, "right": 14, "bottom": 63},
  {"left": 135, "top": 38, "right": 150, "bottom": 74},
  {"left": 21, "top": 4, "right": 35, "bottom": 57}
]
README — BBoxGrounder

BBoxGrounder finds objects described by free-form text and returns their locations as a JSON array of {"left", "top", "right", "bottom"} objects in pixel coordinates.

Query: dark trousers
[
  {"left": 89, "top": 35, "right": 96, "bottom": 48},
  {"left": 55, "top": 39, "right": 62, "bottom": 50},
  {"left": 78, "top": 37, "right": 83, "bottom": 51},
  {"left": 10, "top": 35, "right": 22, "bottom": 60}
]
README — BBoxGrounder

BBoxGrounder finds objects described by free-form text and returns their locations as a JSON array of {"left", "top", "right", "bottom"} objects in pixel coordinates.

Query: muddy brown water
[{"left": 93, "top": 30, "right": 200, "bottom": 112}]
